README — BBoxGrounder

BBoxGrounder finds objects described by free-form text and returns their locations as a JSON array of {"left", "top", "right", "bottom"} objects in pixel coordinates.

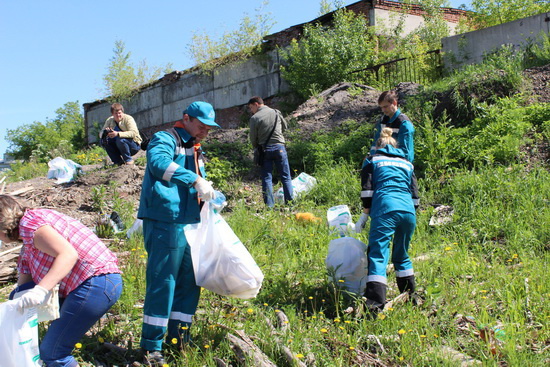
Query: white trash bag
[
  {"left": 47, "top": 157, "right": 82, "bottom": 184},
  {"left": 326, "top": 204, "right": 355, "bottom": 236},
  {"left": 275, "top": 172, "right": 317, "bottom": 203},
  {"left": 326, "top": 236, "right": 368, "bottom": 295},
  {"left": 0, "top": 300, "right": 41, "bottom": 367},
  {"left": 185, "top": 202, "right": 264, "bottom": 299},
  {"left": 126, "top": 218, "right": 143, "bottom": 238}
]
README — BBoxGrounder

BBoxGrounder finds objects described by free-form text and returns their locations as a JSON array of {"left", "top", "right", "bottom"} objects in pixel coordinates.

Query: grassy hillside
[{"left": 1, "top": 55, "right": 549, "bottom": 366}]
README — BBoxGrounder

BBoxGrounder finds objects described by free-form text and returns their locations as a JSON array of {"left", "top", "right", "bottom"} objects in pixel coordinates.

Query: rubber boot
[
  {"left": 396, "top": 275, "right": 416, "bottom": 294},
  {"left": 397, "top": 275, "right": 419, "bottom": 304},
  {"left": 364, "top": 281, "right": 387, "bottom": 314}
]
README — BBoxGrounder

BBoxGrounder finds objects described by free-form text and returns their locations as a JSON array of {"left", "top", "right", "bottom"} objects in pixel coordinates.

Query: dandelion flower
[
  {"left": 420, "top": 335, "right": 427, "bottom": 338},
  {"left": 377, "top": 313, "right": 386, "bottom": 320},
  {"left": 339, "top": 326, "right": 345, "bottom": 330},
  {"left": 275, "top": 309, "right": 281, "bottom": 313},
  {"left": 338, "top": 279, "right": 345, "bottom": 283},
  {"left": 344, "top": 320, "right": 351, "bottom": 324},
  {"left": 296, "top": 354, "right": 304, "bottom": 358},
  {"left": 75, "top": 343, "right": 82, "bottom": 349},
  {"left": 320, "top": 328, "right": 328, "bottom": 333},
  {"left": 349, "top": 346, "right": 355, "bottom": 350},
  {"left": 334, "top": 318, "right": 341, "bottom": 323},
  {"left": 398, "top": 329, "right": 406, "bottom": 335},
  {"left": 181, "top": 326, "right": 188, "bottom": 330},
  {"left": 204, "top": 344, "right": 210, "bottom": 349},
  {"left": 444, "top": 246, "right": 451, "bottom": 251},
  {"left": 171, "top": 338, "right": 178, "bottom": 344},
  {"left": 247, "top": 308, "right": 254, "bottom": 314},
  {"left": 263, "top": 303, "right": 268, "bottom": 306},
  {"left": 308, "top": 296, "right": 313, "bottom": 300},
  {"left": 98, "top": 336, "right": 104, "bottom": 343}
]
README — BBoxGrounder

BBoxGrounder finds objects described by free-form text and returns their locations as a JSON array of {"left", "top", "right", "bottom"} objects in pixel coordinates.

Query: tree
[
  {"left": 187, "top": 1, "right": 275, "bottom": 71},
  {"left": 469, "top": 0, "right": 550, "bottom": 27},
  {"left": 103, "top": 40, "right": 172, "bottom": 101},
  {"left": 6, "top": 102, "right": 84, "bottom": 162},
  {"left": 280, "top": 8, "right": 378, "bottom": 99}
]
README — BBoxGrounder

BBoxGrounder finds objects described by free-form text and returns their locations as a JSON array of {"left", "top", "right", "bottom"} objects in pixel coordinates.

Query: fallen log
[{"left": 226, "top": 330, "right": 277, "bottom": 367}]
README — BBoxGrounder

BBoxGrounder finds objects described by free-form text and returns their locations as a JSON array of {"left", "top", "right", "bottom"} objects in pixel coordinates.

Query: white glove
[
  {"left": 194, "top": 176, "right": 215, "bottom": 201},
  {"left": 355, "top": 213, "right": 369, "bottom": 233},
  {"left": 17, "top": 285, "right": 49, "bottom": 311}
]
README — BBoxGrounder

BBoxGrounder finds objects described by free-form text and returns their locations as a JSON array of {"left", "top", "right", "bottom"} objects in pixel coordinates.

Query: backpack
[{"left": 140, "top": 127, "right": 183, "bottom": 153}]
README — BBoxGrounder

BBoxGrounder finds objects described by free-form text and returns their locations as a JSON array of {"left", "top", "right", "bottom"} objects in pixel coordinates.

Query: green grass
[{"left": 54, "top": 160, "right": 547, "bottom": 367}]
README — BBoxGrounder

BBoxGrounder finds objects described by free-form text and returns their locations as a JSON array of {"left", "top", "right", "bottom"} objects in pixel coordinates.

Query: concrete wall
[
  {"left": 442, "top": 12, "right": 550, "bottom": 68},
  {"left": 84, "top": 49, "right": 286, "bottom": 144}
]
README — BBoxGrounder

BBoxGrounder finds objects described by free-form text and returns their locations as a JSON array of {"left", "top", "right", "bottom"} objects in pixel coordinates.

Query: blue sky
[{"left": 0, "top": 0, "right": 470, "bottom": 158}]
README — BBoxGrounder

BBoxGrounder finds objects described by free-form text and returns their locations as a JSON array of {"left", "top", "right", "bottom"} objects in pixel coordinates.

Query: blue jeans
[
  {"left": 103, "top": 135, "right": 140, "bottom": 164},
  {"left": 261, "top": 144, "right": 293, "bottom": 207},
  {"left": 39, "top": 273, "right": 123, "bottom": 367}
]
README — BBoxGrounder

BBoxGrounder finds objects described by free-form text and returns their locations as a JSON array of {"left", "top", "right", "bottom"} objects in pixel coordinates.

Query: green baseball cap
[{"left": 184, "top": 101, "right": 219, "bottom": 127}]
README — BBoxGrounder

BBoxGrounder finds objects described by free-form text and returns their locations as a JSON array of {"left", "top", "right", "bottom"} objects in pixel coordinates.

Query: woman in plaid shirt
[{"left": 0, "top": 195, "right": 123, "bottom": 367}]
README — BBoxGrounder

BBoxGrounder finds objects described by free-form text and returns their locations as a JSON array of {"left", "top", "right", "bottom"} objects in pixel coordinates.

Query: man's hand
[
  {"left": 355, "top": 213, "right": 370, "bottom": 233},
  {"left": 194, "top": 177, "right": 215, "bottom": 201},
  {"left": 107, "top": 130, "right": 119, "bottom": 138},
  {"left": 16, "top": 285, "right": 49, "bottom": 311}
]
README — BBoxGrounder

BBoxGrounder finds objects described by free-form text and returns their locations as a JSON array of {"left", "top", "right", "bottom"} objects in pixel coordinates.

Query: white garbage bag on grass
[
  {"left": 185, "top": 202, "right": 264, "bottom": 299},
  {"left": 275, "top": 172, "right": 317, "bottom": 203},
  {"left": 326, "top": 236, "right": 368, "bottom": 295},
  {"left": 326, "top": 204, "right": 355, "bottom": 236},
  {"left": 0, "top": 300, "right": 41, "bottom": 367},
  {"left": 47, "top": 157, "right": 82, "bottom": 184}
]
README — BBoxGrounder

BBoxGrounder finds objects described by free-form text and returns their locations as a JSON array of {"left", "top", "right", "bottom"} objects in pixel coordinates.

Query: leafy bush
[
  {"left": 280, "top": 8, "right": 378, "bottom": 99},
  {"left": 6, "top": 101, "right": 85, "bottom": 162},
  {"left": 1, "top": 161, "right": 49, "bottom": 183},
  {"left": 287, "top": 119, "right": 374, "bottom": 174}
]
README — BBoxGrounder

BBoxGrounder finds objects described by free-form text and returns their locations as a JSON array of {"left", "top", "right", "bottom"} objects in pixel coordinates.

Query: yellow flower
[
  {"left": 334, "top": 318, "right": 341, "bottom": 323},
  {"left": 296, "top": 354, "right": 304, "bottom": 358},
  {"left": 284, "top": 320, "right": 289, "bottom": 324},
  {"left": 312, "top": 316, "right": 317, "bottom": 319},
  {"left": 171, "top": 338, "right": 178, "bottom": 344},
  {"left": 162, "top": 364, "right": 169, "bottom": 367},
  {"left": 338, "top": 279, "right": 345, "bottom": 283},
  {"left": 263, "top": 303, "right": 268, "bottom": 306},
  {"left": 320, "top": 328, "right": 328, "bottom": 333},
  {"left": 344, "top": 320, "right": 351, "bottom": 324},
  {"left": 247, "top": 308, "right": 254, "bottom": 314},
  {"left": 322, "top": 299, "right": 326, "bottom": 303},
  {"left": 275, "top": 309, "right": 281, "bottom": 313},
  {"left": 480, "top": 290, "right": 488, "bottom": 293},
  {"left": 98, "top": 336, "right": 104, "bottom": 343},
  {"left": 420, "top": 335, "right": 427, "bottom": 338},
  {"left": 444, "top": 246, "right": 451, "bottom": 251},
  {"left": 75, "top": 343, "right": 82, "bottom": 349},
  {"left": 349, "top": 346, "right": 355, "bottom": 350},
  {"left": 512, "top": 254, "right": 518, "bottom": 259},
  {"left": 377, "top": 313, "right": 386, "bottom": 320},
  {"left": 398, "top": 329, "right": 406, "bottom": 335},
  {"left": 204, "top": 344, "right": 210, "bottom": 349},
  {"left": 181, "top": 326, "right": 188, "bottom": 330},
  {"left": 433, "top": 334, "right": 439, "bottom": 338},
  {"left": 339, "top": 326, "right": 345, "bottom": 330},
  {"left": 387, "top": 307, "right": 394, "bottom": 311},
  {"left": 308, "top": 296, "right": 313, "bottom": 300},
  {"left": 399, "top": 356, "right": 404, "bottom": 361}
]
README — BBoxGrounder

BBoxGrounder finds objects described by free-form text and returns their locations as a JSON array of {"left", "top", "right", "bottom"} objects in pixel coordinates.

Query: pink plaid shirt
[{"left": 17, "top": 209, "right": 121, "bottom": 297}]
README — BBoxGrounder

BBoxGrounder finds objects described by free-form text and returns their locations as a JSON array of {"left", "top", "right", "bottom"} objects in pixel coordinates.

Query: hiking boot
[{"left": 143, "top": 350, "right": 166, "bottom": 366}]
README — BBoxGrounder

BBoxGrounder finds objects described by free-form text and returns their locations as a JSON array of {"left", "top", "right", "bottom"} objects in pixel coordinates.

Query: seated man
[{"left": 100, "top": 103, "right": 142, "bottom": 165}]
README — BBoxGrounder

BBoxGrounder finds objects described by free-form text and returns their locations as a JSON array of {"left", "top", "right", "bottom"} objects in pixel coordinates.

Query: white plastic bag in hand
[
  {"left": 185, "top": 202, "right": 264, "bottom": 299},
  {"left": 0, "top": 300, "right": 41, "bottom": 367}
]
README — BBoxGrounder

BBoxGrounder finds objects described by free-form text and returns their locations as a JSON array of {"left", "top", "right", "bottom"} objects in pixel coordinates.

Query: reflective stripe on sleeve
[
  {"left": 396, "top": 269, "right": 414, "bottom": 277},
  {"left": 361, "top": 190, "right": 374, "bottom": 198},
  {"left": 162, "top": 162, "right": 180, "bottom": 181}
]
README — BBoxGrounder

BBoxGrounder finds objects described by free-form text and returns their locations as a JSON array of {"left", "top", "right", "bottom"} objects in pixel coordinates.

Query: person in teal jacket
[
  {"left": 370, "top": 90, "right": 415, "bottom": 163},
  {"left": 137, "top": 101, "right": 219, "bottom": 365},
  {"left": 356, "top": 127, "right": 419, "bottom": 314}
]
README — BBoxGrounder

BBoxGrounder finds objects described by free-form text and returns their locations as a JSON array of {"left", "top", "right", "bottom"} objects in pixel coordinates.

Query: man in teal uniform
[{"left": 137, "top": 101, "right": 219, "bottom": 365}]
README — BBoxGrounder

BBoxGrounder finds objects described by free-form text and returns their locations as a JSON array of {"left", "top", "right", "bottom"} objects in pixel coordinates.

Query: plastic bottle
[{"left": 210, "top": 190, "right": 227, "bottom": 212}]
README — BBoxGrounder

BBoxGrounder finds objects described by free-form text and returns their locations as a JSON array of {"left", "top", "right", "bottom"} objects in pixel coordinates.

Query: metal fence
[{"left": 350, "top": 50, "right": 443, "bottom": 89}]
